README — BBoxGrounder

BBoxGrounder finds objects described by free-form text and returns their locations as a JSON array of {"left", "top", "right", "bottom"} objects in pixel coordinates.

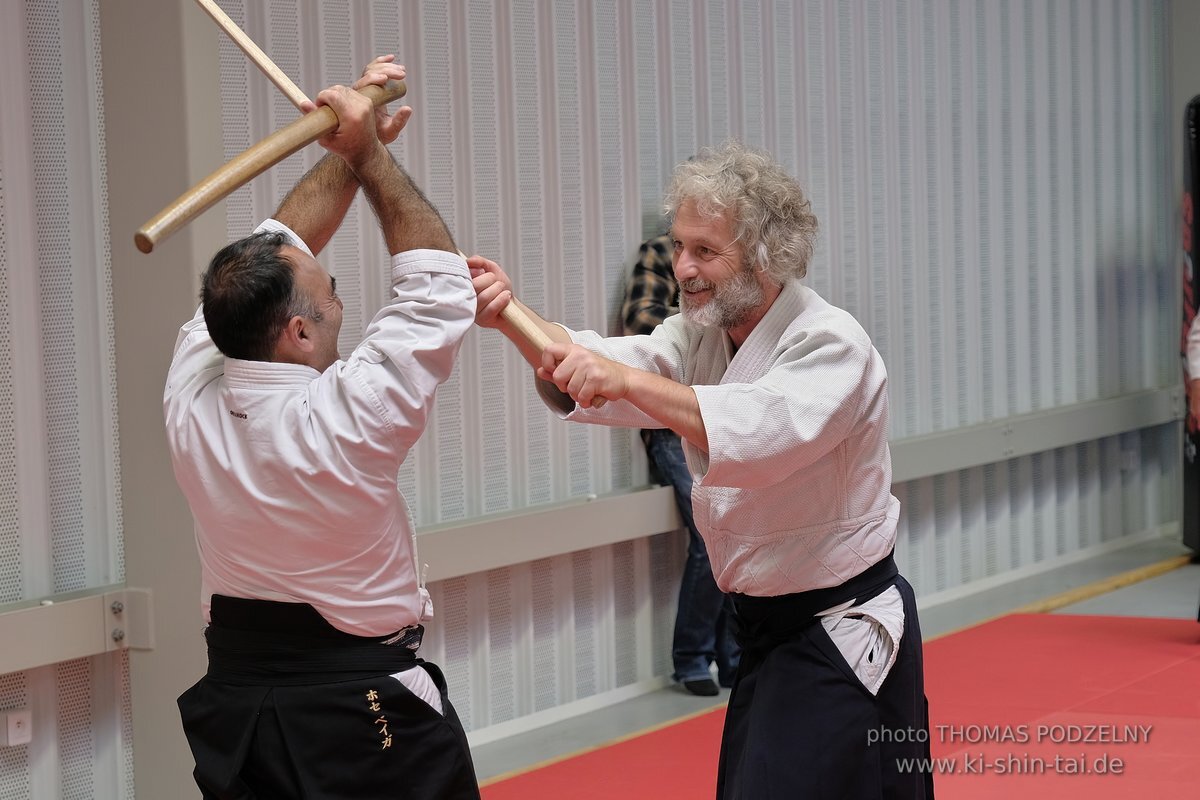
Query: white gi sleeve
[
  {"left": 310, "top": 249, "right": 475, "bottom": 471},
  {"left": 533, "top": 323, "right": 692, "bottom": 429}
]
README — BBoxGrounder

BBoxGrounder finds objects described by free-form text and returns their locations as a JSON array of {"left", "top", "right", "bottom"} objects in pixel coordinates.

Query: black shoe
[{"left": 683, "top": 678, "right": 720, "bottom": 696}]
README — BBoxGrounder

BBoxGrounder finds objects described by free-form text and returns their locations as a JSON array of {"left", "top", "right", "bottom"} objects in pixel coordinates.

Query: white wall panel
[
  {"left": 0, "top": 152, "right": 17, "bottom": 604},
  {"left": 668, "top": 1, "right": 697, "bottom": 163},
  {"left": 5, "top": 0, "right": 1194, "bottom": 776},
  {"left": 528, "top": 557, "right": 560, "bottom": 713},
  {"left": 571, "top": 549, "right": 599, "bottom": 698},
  {"left": 0, "top": 1, "right": 1181, "bottom": 791},
  {"left": 437, "top": 574, "right": 474, "bottom": 728},
  {"left": 0, "top": 655, "right": 131, "bottom": 800},
  {"left": 189, "top": 0, "right": 1183, "bottom": 739},
  {"left": 57, "top": 660, "right": 95, "bottom": 799},
  {"left": 611, "top": 540, "right": 640, "bottom": 687},
  {"left": 485, "top": 566, "right": 518, "bottom": 725},
  {"left": 0, "top": 3, "right": 48, "bottom": 609},
  {"left": 0, "top": 0, "right": 128, "bottom": 792},
  {"left": 320, "top": 1, "right": 371, "bottom": 364},
  {"left": 0, "top": 674, "right": 31, "bottom": 798},
  {"left": 29, "top": 0, "right": 1200, "bottom": 782},
  {"left": 466, "top": 0, "right": 512, "bottom": 515}
]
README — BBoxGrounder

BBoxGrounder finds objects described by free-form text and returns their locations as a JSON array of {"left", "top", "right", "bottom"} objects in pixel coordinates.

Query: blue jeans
[{"left": 645, "top": 429, "right": 741, "bottom": 685}]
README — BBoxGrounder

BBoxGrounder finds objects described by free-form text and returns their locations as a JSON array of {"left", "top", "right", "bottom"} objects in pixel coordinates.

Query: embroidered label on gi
[{"left": 365, "top": 689, "right": 392, "bottom": 749}]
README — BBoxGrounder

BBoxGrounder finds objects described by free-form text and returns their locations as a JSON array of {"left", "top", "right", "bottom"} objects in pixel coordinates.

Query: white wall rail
[
  {"left": 0, "top": 385, "right": 1181, "bottom": 677},
  {"left": 0, "top": 587, "right": 153, "bottom": 677},
  {"left": 418, "top": 485, "right": 679, "bottom": 581},
  {"left": 891, "top": 387, "right": 1183, "bottom": 483},
  {"left": 421, "top": 386, "right": 1183, "bottom": 578}
]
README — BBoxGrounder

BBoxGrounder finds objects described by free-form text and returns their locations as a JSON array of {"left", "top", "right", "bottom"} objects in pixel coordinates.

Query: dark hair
[{"left": 201, "top": 231, "right": 320, "bottom": 361}]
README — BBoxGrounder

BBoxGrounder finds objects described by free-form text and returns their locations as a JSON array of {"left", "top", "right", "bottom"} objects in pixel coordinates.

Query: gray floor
[{"left": 470, "top": 536, "right": 1199, "bottom": 783}]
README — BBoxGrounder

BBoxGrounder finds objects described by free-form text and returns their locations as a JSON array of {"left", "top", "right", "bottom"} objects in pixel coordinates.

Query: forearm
[
  {"left": 623, "top": 369, "right": 709, "bottom": 452},
  {"left": 501, "top": 299, "right": 573, "bottom": 368},
  {"left": 349, "top": 144, "right": 456, "bottom": 255},
  {"left": 273, "top": 153, "right": 359, "bottom": 255}
]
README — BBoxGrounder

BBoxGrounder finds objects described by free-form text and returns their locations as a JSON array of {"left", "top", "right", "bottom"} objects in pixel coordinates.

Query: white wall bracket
[{"left": 0, "top": 586, "right": 154, "bottom": 676}]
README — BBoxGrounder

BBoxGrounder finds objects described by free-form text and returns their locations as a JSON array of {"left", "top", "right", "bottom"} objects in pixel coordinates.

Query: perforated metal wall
[
  {"left": 30, "top": 0, "right": 87, "bottom": 595},
  {"left": 0, "top": 674, "right": 31, "bottom": 799},
  {"left": 202, "top": 0, "right": 1176, "bottom": 740},
  {"left": 896, "top": 426, "right": 1176, "bottom": 597},
  {"left": 0, "top": 0, "right": 129, "bottom": 796},
  {"left": 57, "top": 660, "right": 95, "bottom": 799},
  {"left": 0, "top": 161, "right": 19, "bottom": 605}
]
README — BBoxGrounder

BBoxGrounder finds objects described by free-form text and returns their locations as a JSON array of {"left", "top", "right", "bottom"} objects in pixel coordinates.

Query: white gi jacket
[
  {"left": 1187, "top": 314, "right": 1200, "bottom": 378},
  {"left": 164, "top": 221, "right": 474, "bottom": 638},
  {"left": 542, "top": 278, "right": 905, "bottom": 691},
  {"left": 541, "top": 278, "right": 899, "bottom": 599}
]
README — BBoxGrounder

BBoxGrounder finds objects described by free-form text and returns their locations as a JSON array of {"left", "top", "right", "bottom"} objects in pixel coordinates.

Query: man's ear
[
  {"left": 274, "top": 315, "right": 314, "bottom": 362},
  {"left": 289, "top": 315, "right": 314, "bottom": 350}
]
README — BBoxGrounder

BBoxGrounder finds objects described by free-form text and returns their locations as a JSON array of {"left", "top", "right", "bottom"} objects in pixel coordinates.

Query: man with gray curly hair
[{"left": 472, "top": 140, "right": 933, "bottom": 799}]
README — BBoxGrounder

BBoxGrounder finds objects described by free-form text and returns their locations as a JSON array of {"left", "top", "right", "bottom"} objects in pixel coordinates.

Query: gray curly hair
[{"left": 664, "top": 140, "right": 818, "bottom": 283}]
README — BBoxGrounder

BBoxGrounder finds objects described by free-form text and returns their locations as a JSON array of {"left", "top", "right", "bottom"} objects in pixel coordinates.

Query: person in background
[{"left": 622, "top": 234, "right": 740, "bottom": 696}]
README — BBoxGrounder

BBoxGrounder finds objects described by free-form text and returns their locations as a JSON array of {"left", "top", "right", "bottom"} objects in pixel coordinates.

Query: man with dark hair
[
  {"left": 199, "top": 231, "right": 316, "bottom": 361},
  {"left": 164, "top": 58, "right": 480, "bottom": 799},
  {"left": 472, "top": 140, "right": 933, "bottom": 798}
]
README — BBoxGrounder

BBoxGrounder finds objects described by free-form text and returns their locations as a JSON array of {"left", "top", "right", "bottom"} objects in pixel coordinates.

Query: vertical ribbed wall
[
  {"left": 206, "top": 0, "right": 1176, "bottom": 735},
  {"left": 0, "top": 4, "right": 1179, "bottom": 796},
  {"left": 0, "top": 0, "right": 130, "bottom": 797}
]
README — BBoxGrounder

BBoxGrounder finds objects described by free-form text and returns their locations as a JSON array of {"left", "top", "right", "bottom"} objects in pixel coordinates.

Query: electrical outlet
[{"left": 1, "top": 709, "right": 32, "bottom": 747}]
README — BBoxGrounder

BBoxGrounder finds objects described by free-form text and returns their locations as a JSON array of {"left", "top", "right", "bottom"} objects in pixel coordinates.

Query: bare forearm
[
  {"left": 349, "top": 144, "right": 456, "bottom": 255},
  {"left": 273, "top": 153, "right": 358, "bottom": 255},
  {"left": 624, "top": 370, "right": 709, "bottom": 452}
]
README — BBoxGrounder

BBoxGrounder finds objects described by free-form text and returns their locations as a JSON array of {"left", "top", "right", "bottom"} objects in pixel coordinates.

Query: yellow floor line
[
  {"left": 478, "top": 700, "right": 725, "bottom": 787},
  {"left": 479, "top": 554, "right": 1195, "bottom": 786},
  {"left": 925, "top": 554, "right": 1195, "bottom": 642},
  {"left": 1009, "top": 554, "right": 1194, "bottom": 614}
]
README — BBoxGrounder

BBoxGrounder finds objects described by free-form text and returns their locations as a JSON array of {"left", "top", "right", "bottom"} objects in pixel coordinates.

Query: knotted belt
[{"left": 730, "top": 553, "right": 899, "bottom": 654}]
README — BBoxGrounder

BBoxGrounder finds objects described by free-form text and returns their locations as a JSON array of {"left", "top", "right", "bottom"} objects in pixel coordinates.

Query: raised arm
[
  {"left": 271, "top": 154, "right": 358, "bottom": 255},
  {"left": 273, "top": 57, "right": 412, "bottom": 255},
  {"left": 344, "top": 134, "right": 455, "bottom": 255}
]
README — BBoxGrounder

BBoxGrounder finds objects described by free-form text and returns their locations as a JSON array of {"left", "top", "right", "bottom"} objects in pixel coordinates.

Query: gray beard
[{"left": 679, "top": 269, "right": 765, "bottom": 329}]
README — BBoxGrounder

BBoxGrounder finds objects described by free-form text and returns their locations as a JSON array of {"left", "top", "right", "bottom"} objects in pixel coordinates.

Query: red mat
[
  {"left": 481, "top": 614, "right": 1200, "bottom": 799},
  {"left": 923, "top": 614, "right": 1200, "bottom": 798}
]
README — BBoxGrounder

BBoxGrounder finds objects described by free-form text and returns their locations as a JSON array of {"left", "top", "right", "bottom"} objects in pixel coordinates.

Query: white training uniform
[
  {"left": 164, "top": 220, "right": 474, "bottom": 710},
  {"left": 538, "top": 278, "right": 903, "bottom": 691}
]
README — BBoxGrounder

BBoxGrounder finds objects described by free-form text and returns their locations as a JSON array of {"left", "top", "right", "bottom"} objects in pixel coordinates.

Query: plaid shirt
[{"left": 621, "top": 234, "right": 678, "bottom": 335}]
